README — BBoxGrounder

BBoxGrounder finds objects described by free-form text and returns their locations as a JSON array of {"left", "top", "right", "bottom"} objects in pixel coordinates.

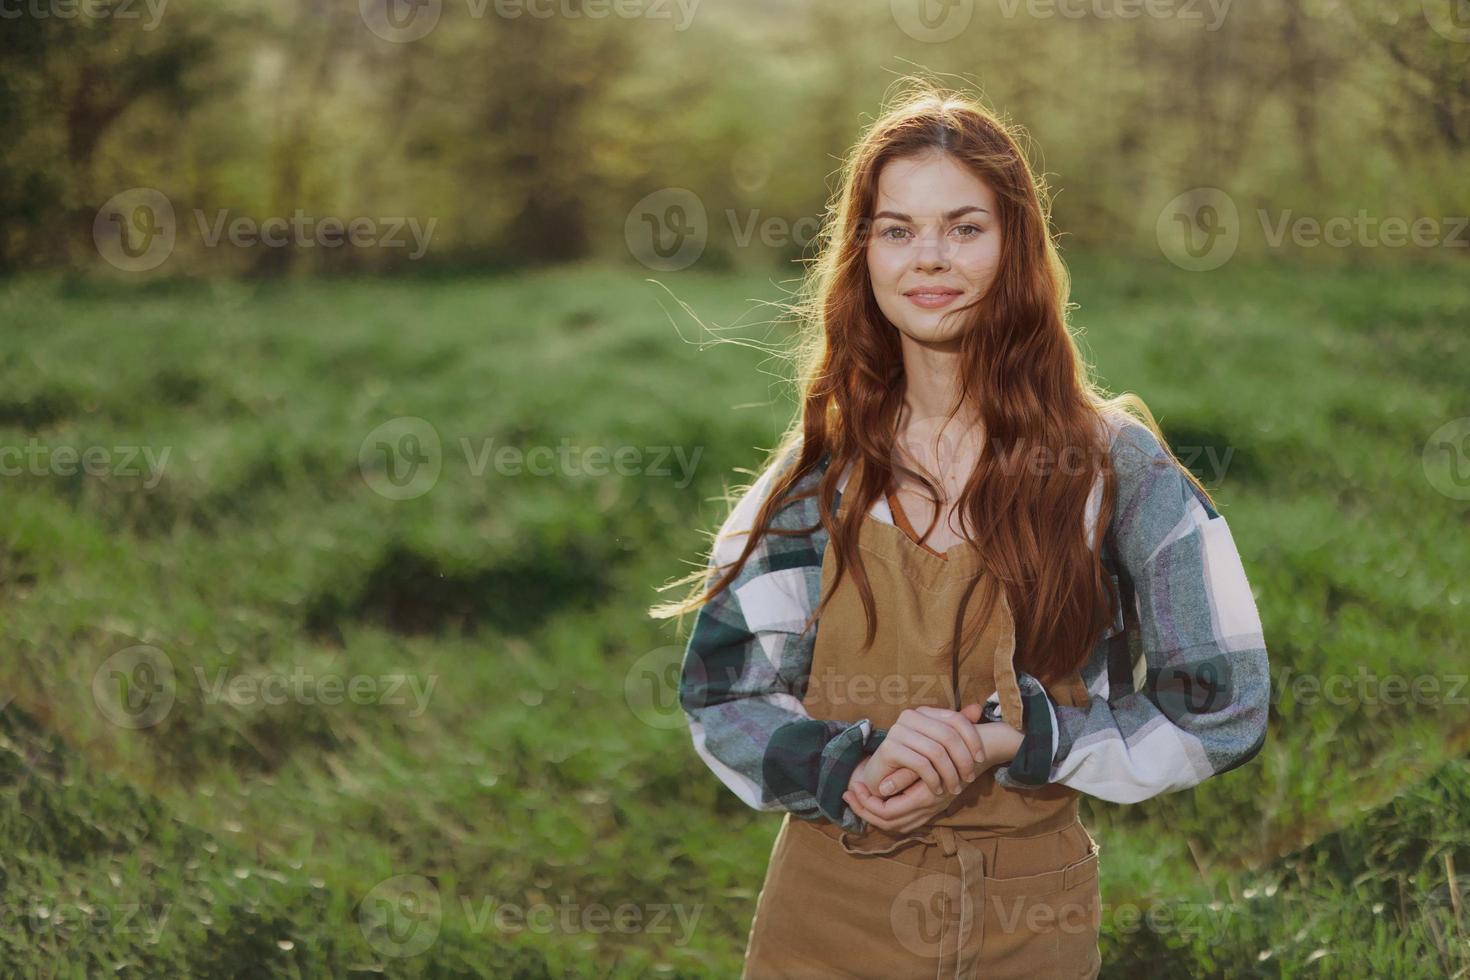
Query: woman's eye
[
  {"left": 953, "top": 223, "right": 982, "bottom": 238},
  {"left": 881, "top": 226, "right": 911, "bottom": 241}
]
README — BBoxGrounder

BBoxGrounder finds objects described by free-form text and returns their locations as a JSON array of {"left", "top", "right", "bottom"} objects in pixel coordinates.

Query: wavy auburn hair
[{"left": 652, "top": 80, "right": 1212, "bottom": 689}]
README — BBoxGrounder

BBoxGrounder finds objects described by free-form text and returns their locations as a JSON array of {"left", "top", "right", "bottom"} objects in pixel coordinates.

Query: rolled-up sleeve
[{"left": 993, "top": 420, "right": 1271, "bottom": 801}]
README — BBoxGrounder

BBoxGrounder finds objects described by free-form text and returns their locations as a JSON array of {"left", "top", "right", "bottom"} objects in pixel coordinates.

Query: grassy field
[{"left": 0, "top": 253, "right": 1466, "bottom": 976}]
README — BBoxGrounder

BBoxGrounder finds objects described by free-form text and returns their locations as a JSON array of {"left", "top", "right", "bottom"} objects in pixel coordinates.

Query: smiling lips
[{"left": 903, "top": 286, "right": 964, "bottom": 309}]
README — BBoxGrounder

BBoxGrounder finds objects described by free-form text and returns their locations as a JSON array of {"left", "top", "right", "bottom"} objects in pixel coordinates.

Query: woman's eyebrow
[{"left": 871, "top": 206, "right": 991, "bottom": 221}]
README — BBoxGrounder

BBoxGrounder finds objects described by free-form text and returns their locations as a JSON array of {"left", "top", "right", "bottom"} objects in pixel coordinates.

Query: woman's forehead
[{"left": 873, "top": 153, "right": 997, "bottom": 214}]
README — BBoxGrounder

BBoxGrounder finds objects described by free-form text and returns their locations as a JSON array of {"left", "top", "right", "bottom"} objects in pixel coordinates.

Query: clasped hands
[{"left": 842, "top": 704, "right": 1024, "bottom": 835}]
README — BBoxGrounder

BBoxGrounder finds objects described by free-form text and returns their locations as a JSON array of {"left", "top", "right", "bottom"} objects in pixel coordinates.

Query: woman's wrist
[{"left": 976, "top": 721, "right": 1025, "bottom": 765}]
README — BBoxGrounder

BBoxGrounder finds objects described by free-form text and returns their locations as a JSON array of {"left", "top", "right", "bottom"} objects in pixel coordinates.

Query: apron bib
[{"left": 741, "top": 487, "right": 1103, "bottom": 979}]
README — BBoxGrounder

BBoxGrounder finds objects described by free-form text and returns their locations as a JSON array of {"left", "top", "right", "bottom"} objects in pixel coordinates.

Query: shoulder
[
  {"left": 1102, "top": 413, "right": 1170, "bottom": 476},
  {"left": 1099, "top": 413, "right": 1225, "bottom": 566},
  {"left": 1100, "top": 412, "right": 1207, "bottom": 510}
]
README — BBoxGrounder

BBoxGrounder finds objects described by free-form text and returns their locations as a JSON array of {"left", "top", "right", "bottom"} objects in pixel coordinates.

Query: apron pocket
[{"left": 979, "top": 834, "right": 1102, "bottom": 979}]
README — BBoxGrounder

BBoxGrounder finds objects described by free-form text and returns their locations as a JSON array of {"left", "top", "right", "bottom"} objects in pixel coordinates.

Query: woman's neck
[
  {"left": 895, "top": 332, "right": 982, "bottom": 435},
  {"left": 893, "top": 332, "right": 976, "bottom": 426}
]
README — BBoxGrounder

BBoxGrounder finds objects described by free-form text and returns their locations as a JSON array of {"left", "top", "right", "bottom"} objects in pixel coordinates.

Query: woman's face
[{"left": 864, "top": 150, "right": 1003, "bottom": 347}]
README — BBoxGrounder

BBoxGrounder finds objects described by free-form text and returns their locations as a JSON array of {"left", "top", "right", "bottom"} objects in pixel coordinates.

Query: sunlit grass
[{"left": 0, "top": 253, "right": 1465, "bottom": 975}]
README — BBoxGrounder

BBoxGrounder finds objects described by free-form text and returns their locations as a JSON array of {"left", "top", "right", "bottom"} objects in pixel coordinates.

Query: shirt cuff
[
  {"left": 986, "top": 672, "right": 1059, "bottom": 788},
  {"left": 815, "top": 720, "right": 879, "bottom": 831}
]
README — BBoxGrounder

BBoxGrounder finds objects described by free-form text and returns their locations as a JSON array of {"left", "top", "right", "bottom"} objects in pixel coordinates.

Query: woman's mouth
[{"left": 904, "top": 288, "right": 963, "bottom": 309}]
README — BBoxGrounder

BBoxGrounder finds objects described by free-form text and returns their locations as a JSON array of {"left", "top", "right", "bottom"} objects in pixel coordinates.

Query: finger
[
  {"left": 851, "top": 780, "right": 901, "bottom": 821},
  {"left": 895, "top": 716, "right": 972, "bottom": 791},
  {"left": 845, "top": 784, "right": 896, "bottom": 832},
  {"left": 901, "top": 731, "right": 964, "bottom": 795},
  {"left": 902, "top": 711, "right": 979, "bottom": 787},
  {"left": 857, "top": 775, "right": 936, "bottom": 821},
  {"left": 911, "top": 708, "right": 981, "bottom": 775},
  {"left": 862, "top": 760, "right": 920, "bottom": 797},
  {"left": 876, "top": 766, "right": 921, "bottom": 797},
  {"left": 877, "top": 739, "right": 944, "bottom": 796},
  {"left": 914, "top": 706, "right": 985, "bottom": 774}
]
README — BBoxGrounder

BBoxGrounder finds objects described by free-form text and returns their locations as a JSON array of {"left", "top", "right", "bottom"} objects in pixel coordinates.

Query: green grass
[{"left": 0, "top": 252, "right": 1465, "bottom": 976}]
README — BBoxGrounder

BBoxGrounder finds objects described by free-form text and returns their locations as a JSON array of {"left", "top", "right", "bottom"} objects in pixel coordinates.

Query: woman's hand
[
  {"left": 843, "top": 772, "right": 954, "bottom": 834},
  {"left": 865, "top": 718, "right": 1026, "bottom": 799},
  {"left": 852, "top": 704, "right": 986, "bottom": 801}
]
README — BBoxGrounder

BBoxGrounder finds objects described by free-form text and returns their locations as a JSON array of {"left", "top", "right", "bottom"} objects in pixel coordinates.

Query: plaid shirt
[{"left": 678, "top": 416, "right": 1271, "bottom": 833}]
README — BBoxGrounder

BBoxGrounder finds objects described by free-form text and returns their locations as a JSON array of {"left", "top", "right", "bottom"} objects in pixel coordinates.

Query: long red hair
[{"left": 653, "top": 79, "right": 1211, "bottom": 688}]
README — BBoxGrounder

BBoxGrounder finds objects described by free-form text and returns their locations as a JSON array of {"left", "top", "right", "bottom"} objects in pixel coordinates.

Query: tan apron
[{"left": 741, "top": 488, "right": 1103, "bottom": 979}]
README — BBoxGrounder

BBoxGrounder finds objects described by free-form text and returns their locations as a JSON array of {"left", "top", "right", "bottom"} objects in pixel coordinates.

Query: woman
[{"left": 652, "top": 81, "right": 1270, "bottom": 979}]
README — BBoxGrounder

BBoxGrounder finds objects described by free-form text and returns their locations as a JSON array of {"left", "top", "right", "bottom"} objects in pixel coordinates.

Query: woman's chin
[{"left": 893, "top": 321, "right": 967, "bottom": 347}]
